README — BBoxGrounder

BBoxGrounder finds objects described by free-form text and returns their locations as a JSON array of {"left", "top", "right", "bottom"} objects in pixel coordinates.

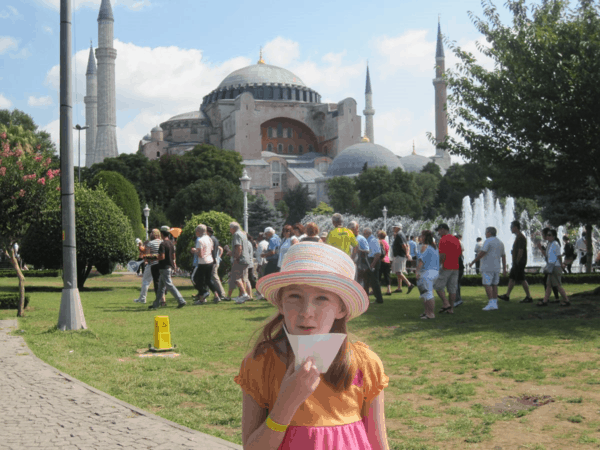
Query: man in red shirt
[{"left": 434, "top": 223, "right": 462, "bottom": 314}]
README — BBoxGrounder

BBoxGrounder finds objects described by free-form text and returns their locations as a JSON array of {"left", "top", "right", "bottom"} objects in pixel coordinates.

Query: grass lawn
[{"left": 1, "top": 273, "right": 600, "bottom": 449}]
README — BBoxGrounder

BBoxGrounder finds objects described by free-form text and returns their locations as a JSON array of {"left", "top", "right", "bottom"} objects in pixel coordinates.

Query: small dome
[
  {"left": 218, "top": 63, "right": 306, "bottom": 89},
  {"left": 400, "top": 153, "right": 433, "bottom": 173},
  {"left": 142, "top": 134, "right": 151, "bottom": 141},
  {"left": 361, "top": 136, "right": 370, "bottom": 143},
  {"left": 326, "top": 142, "right": 404, "bottom": 177},
  {"left": 151, "top": 125, "right": 163, "bottom": 132},
  {"left": 164, "top": 111, "right": 203, "bottom": 122}
]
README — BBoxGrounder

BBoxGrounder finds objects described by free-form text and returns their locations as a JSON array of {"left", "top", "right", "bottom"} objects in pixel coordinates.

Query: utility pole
[
  {"left": 74, "top": 124, "right": 89, "bottom": 183},
  {"left": 58, "top": 0, "right": 87, "bottom": 331}
]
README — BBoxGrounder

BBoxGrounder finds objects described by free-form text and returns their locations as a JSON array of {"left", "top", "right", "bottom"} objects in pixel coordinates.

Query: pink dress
[{"left": 234, "top": 341, "right": 389, "bottom": 449}]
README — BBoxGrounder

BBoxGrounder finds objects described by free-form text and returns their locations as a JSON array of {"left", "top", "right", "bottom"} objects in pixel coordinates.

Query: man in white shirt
[
  {"left": 575, "top": 232, "right": 587, "bottom": 272},
  {"left": 190, "top": 224, "right": 215, "bottom": 305},
  {"left": 255, "top": 233, "right": 269, "bottom": 300},
  {"left": 470, "top": 227, "right": 506, "bottom": 311}
]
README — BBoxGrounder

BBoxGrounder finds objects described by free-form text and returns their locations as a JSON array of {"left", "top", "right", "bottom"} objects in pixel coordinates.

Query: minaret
[
  {"left": 93, "top": 0, "right": 118, "bottom": 165},
  {"left": 363, "top": 64, "right": 375, "bottom": 144},
  {"left": 433, "top": 20, "right": 450, "bottom": 169},
  {"left": 84, "top": 43, "right": 97, "bottom": 168}
]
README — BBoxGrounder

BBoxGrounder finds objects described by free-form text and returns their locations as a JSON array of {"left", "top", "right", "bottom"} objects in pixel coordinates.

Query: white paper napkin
[{"left": 283, "top": 324, "right": 346, "bottom": 373}]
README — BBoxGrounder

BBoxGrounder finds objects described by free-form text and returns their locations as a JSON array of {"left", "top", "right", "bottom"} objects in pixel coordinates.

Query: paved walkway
[{"left": 0, "top": 319, "right": 243, "bottom": 450}]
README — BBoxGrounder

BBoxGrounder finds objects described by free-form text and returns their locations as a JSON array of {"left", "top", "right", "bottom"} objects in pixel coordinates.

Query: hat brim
[{"left": 256, "top": 270, "right": 369, "bottom": 321}]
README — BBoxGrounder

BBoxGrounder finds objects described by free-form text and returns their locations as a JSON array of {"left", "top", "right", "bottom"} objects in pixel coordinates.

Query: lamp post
[
  {"left": 73, "top": 124, "right": 89, "bottom": 183},
  {"left": 382, "top": 206, "right": 388, "bottom": 235},
  {"left": 239, "top": 169, "right": 251, "bottom": 232},
  {"left": 143, "top": 204, "right": 150, "bottom": 241}
]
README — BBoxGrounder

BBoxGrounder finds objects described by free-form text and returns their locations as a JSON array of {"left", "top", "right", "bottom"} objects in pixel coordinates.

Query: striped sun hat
[{"left": 256, "top": 242, "right": 369, "bottom": 320}]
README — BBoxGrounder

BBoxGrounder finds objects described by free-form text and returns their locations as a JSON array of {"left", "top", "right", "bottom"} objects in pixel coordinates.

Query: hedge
[
  {"left": 0, "top": 269, "right": 60, "bottom": 278},
  {"left": 394, "top": 272, "right": 600, "bottom": 287},
  {"left": 0, "top": 293, "right": 30, "bottom": 310}
]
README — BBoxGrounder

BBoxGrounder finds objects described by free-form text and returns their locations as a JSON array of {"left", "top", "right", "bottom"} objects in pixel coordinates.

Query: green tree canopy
[
  {"left": 90, "top": 171, "right": 145, "bottom": 240},
  {"left": 20, "top": 185, "right": 136, "bottom": 289},
  {"left": 166, "top": 176, "right": 243, "bottom": 226},
  {"left": 248, "top": 194, "right": 282, "bottom": 237},
  {"left": 434, "top": 163, "right": 489, "bottom": 217},
  {"left": 310, "top": 202, "right": 334, "bottom": 216},
  {"left": 282, "top": 184, "right": 317, "bottom": 225},
  {"left": 326, "top": 176, "right": 359, "bottom": 214},
  {"left": 0, "top": 109, "right": 56, "bottom": 155}
]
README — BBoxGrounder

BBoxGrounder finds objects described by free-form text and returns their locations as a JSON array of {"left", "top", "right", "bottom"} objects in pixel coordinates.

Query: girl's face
[{"left": 278, "top": 285, "right": 346, "bottom": 335}]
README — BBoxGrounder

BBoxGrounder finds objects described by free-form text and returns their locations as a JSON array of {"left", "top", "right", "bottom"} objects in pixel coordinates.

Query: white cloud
[
  {"left": 262, "top": 37, "right": 300, "bottom": 68},
  {"left": 0, "top": 36, "right": 18, "bottom": 54},
  {"left": 0, "top": 93, "right": 13, "bottom": 108},
  {"left": 43, "top": 26, "right": 53, "bottom": 34},
  {"left": 35, "top": 0, "right": 151, "bottom": 11},
  {"left": 0, "top": 5, "right": 22, "bottom": 20},
  {"left": 10, "top": 47, "right": 30, "bottom": 59},
  {"left": 375, "top": 30, "right": 435, "bottom": 75},
  {"left": 28, "top": 95, "right": 53, "bottom": 107}
]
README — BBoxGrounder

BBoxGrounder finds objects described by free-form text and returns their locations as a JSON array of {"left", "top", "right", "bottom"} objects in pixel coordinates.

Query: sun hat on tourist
[
  {"left": 256, "top": 242, "right": 369, "bottom": 320},
  {"left": 160, "top": 225, "right": 171, "bottom": 233},
  {"left": 393, "top": 223, "right": 402, "bottom": 229}
]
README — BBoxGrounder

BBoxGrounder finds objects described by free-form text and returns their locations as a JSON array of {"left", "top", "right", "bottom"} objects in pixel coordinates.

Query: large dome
[
  {"left": 326, "top": 142, "right": 404, "bottom": 177},
  {"left": 399, "top": 153, "right": 432, "bottom": 173},
  {"left": 218, "top": 63, "right": 306, "bottom": 89}
]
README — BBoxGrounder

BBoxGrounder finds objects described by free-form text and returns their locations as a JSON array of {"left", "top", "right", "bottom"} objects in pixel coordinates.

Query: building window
[
  {"left": 156, "top": 151, "right": 160, "bottom": 158},
  {"left": 287, "top": 127, "right": 292, "bottom": 138},
  {"left": 271, "top": 161, "right": 285, "bottom": 188},
  {"left": 288, "top": 144, "right": 294, "bottom": 153},
  {"left": 308, "top": 144, "right": 314, "bottom": 153},
  {"left": 257, "top": 87, "right": 264, "bottom": 99},
  {"left": 298, "top": 131, "right": 303, "bottom": 139},
  {"left": 268, "top": 127, "right": 273, "bottom": 138},
  {"left": 277, "top": 123, "right": 283, "bottom": 138},
  {"left": 267, "top": 87, "right": 273, "bottom": 99},
  {"left": 267, "top": 143, "right": 273, "bottom": 152},
  {"left": 277, "top": 143, "right": 283, "bottom": 154},
  {"left": 298, "top": 145, "right": 303, "bottom": 154}
]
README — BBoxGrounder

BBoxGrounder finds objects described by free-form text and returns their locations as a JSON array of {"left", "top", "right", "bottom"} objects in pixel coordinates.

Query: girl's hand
[{"left": 277, "top": 357, "right": 321, "bottom": 410}]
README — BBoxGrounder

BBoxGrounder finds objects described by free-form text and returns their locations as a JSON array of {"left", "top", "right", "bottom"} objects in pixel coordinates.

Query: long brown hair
[
  {"left": 249, "top": 290, "right": 356, "bottom": 392},
  {"left": 421, "top": 230, "right": 437, "bottom": 249}
]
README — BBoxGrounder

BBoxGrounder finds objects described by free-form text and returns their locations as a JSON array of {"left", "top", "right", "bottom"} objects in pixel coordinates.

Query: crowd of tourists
[{"left": 131, "top": 215, "right": 595, "bottom": 316}]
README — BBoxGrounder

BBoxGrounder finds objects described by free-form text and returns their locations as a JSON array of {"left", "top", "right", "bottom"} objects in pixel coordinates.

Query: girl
[
  {"left": 235, "top": 242, "right": 389, "bottom": 450},
  {"left": 415, "top": 230, "right": 439, "bottom": 320},
  {"left": 538, "top": 229, "right": 570, "bottom": 307}
]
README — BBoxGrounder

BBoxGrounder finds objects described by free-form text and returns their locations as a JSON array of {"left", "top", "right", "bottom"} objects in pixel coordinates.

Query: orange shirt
[{"left": 234, "top": 341, "right": 388, "bottom": 427}]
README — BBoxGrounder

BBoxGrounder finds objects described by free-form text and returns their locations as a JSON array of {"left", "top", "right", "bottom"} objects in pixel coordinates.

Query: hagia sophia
[{"left": 85, "top": 0, "right": 451, "bottom": 205}]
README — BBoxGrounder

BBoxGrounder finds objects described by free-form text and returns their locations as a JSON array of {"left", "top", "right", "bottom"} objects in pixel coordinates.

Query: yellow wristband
[{"left": 266, "top": 416, "right": 289, "bottom": 432}]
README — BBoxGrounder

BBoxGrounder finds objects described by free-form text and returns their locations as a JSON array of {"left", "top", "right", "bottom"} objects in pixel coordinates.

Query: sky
[{"left": 0, "top": 0, "right": 506, "bottom": 167}]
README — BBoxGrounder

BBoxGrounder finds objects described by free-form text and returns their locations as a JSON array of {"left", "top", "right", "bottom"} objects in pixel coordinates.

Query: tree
[
  {"left": 282, "top": 184, "right": 316, "bottom": 225},
  {"left": 248, "top": 194, "right": 282, "bottom": 238},
  {"left": 442, "top": 0, "right": 600, "bottom": 266},
  {"left": 20, "top": 185, "right": 136, "bottom": 288},
  {"left": 276, "top": 199, "right": 289, "bottom": 222},
  {"left": 421, "top": 161, "right": 443, "bottom": 179},
  {"left": 434, "top": 163, "right": 489, "bottom": 218},
  {"left": 326, "top": 176, "right": 359, "bottom": 214},
  {"left": 90, "top": 171, "right": 145, "bottom": 240},
  {"left": 310, "top": 202, "right": 334, "bottom": 216},
  {"left": 166, "top": 176, "right": 243, "bottom": 226},
  {"left": 176, "top": 211, "right": 236, "bottom": 277},
  {"left": 414, "top": 172, "right": 441, "bottom": 219},
  {"left": 0, "top": 109, "right": 56, "bottom": 155},
  {"left": 0, "top": 128, "right": 60, "bottom": 316}
]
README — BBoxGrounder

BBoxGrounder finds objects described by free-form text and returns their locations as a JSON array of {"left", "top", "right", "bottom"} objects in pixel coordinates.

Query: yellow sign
[{"left": 153, "top": 316, "right": 172, "bottom": 349}]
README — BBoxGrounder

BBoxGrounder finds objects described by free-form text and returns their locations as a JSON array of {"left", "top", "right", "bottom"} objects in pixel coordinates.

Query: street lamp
[
  {"left": 382, "top": 206, "right": 388, "bottom": 236},
  {"left": 239, "top": 169, "right": 251, "bottom": 232},
  {"left": 143, "top": 204, "right": 150, "bottom": 241},
  {"left": 73, "top": 124, "right": 89, "bottom": 183}
]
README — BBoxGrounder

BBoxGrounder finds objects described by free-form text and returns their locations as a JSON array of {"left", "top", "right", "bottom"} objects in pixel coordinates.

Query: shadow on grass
[{"left": 101, "top": 308, "right": 155, "bottom": 313}]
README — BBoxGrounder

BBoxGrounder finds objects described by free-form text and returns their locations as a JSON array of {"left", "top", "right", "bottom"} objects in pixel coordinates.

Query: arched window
[
  {"left": 267, "top": 143, "right": 273, "bottom": 152},
  {"left": 308, "top": 144, "right": 314, "bottom": 153},
  {"left": 298, "top": 145, "right": 303, "bottom": 154},
  {"left": 268, "top": 127, "right": 273, "bottom": 138},
  {"left": 287, "top": 128, "right": 293, "bottom": 138},
  {"left": 288, "top": 144, "right": 294, "bottom": 153},
  {"left": 156, "top": 151, "right": 160, "bottom": 158},
  {"left": 277, "top": 143, "right": 283, "bottom": 154},
  {"left": 277, "top": 123, "right": 283, "bottom": 138}
]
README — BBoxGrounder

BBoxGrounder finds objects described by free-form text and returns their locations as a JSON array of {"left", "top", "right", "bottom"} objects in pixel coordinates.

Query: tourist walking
[
  {"left": 190, "top": 224, "right": 219, "bottom": 305},
  {"left": 378, "top": 230, "right": 392, "bottom": 296},
  {"left": 135, "top": 229, "right": 163, "bottom": 305},
  {"left": 575, "top": 231, "right": 587, "bottom": 272},
  {"left": 207, "top": 226, "right": 226, "bottom": 301},
  {"left": 363, "top": 228, "right": 383, "bottom": 304},
  {"left": 226, "top": 222, "right": 251, "bottom": 303},
  {"left": 538, "top": 229, "right": 570, "bottom": 306},
  {"left": 278, "top": 225, "right": 299, "bottom": 270},
  {"left": 391, "top": 224, "right": 414, "bottom": 293},
  {"left": 148, "top": 226, "right": 187, "bottom": 310},
  {"left": 469, "top": 226, "right": 506, "bottom": 311},
  {"left": 562, "top": 235, "right": 576, "bottom": 274},
  {"left": 539, "top": 228, "right": 560, "bottom": 302},
  {"left": 350, "top": 222, "right": 370, "bottom": 287},
  {"left": 499, "top": 220, "right": 533, "bottom": 303},
  {"left": 416, "top": 230, "right": 439, "bottom": 319},
  {"left": 474, "top": 238, "right": 483, "bottom": 274},
  {"left": 408, "top": 235, "right": 418, "bottom": 272},
  {"left": 236, "top": 242, "right": 389, "bottom": 450},
  {"left": 300, "top": 222, "right": 320, "bottom": 242},
  {"left": 326, "top": 213, "right": 358, "bottom": 256},
  {"left": 261, "top": 227, "right": 281, "bottom": 277},
  {"left": 434, "top": 223, "right": 461, "bottom": 313},
  {"left": 255, "top": 233, "right": 269, "bottom": 299}
]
